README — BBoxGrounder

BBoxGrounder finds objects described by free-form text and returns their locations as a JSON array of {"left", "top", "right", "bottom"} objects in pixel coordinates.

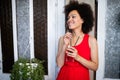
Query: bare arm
[
  {"left": 76, "top": 36, "right": 98, "bottom": 71},
  {"left": 56, "top": 37, "right": 67, "bottom": 68},
  {"left": 56, "top": 32, "right": 72, "bottom": 68},
  {"left": 66, "top": 36, "right": 98, "bottom": 71}
]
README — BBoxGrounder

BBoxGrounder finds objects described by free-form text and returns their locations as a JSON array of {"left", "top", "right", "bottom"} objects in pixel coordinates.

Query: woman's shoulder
[
  {"left": 59, "top": 35, "right": 64, "bottom": 40},
  {"left": 58, "top": 35, "right": 64, "bottom": 44},
  {"left": 88, "top": 34, "right": 97, "bottom": 46}
]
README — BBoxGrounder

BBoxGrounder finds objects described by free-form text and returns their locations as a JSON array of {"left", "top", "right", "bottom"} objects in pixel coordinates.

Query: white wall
[
  {"left": 47, "top": 0, "right": 65, "bottom": 80},
  {"left": 96, "top": 0, "right": 106, "bottom": 80}
]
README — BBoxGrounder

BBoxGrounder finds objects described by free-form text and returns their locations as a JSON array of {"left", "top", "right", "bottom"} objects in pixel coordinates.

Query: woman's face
[{"left": 67, "top": 10, "right": 84, "bottom": 30}]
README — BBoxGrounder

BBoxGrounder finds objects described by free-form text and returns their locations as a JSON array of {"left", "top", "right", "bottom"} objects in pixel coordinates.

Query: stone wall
[{"left": 104, "top": 0, "right": 120, "bottom": 78}]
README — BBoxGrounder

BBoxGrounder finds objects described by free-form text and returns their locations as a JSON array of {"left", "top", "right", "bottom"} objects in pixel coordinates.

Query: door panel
[
  {"left": 0, "top": 0, "right": 14, "bottom": 73},
  {"left": 33, "top": 0, "right": 48, "bottom": 74}
]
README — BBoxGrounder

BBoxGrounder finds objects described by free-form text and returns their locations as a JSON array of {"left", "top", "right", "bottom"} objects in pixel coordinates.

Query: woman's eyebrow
[{"left": 68, "top": 14, "right": 77, "bottom": 17}]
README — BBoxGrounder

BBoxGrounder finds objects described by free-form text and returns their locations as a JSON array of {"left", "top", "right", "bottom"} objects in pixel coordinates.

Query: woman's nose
[{"left": 67, "top": 17, "right": 72, "bottom": 24}]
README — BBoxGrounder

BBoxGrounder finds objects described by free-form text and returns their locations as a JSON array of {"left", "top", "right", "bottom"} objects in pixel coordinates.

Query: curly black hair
[{"left": 64, "top": 1, "right": 94, "bottom": 34}]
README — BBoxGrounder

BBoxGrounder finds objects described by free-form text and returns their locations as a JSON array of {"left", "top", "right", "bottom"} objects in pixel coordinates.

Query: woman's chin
[{"left": 69, "top": 27, "right": 73, "bottom": 30}]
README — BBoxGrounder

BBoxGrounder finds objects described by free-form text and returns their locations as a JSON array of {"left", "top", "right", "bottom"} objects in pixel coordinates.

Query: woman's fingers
[
  {"left": 67, "top": 47, "right": 77, "bottom": 52},
  {"left": 63, "top": 32, "right": 72, "bottom": 45},
  {"left": 64, "top": 32, "right": 72, "bottom": 39},
  {"left": 66, "top": 47, "right": 78, "bottom": 57}
]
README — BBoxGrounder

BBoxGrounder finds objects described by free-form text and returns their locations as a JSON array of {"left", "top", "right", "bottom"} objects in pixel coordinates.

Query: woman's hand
[
  {"left": 63, "top": 32, "right": 72, "bottom": 46},
  {"left": 66, "top": 47, "right": 79, "bottom": 61}
]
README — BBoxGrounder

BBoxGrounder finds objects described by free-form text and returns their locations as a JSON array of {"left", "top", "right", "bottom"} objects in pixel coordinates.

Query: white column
[
  {"left": 96, "top": 0, "right": 106, "bottom": 80},
  {"left": 12, "top": 0, "right": 18, "bottom": 62},
  {"left": 46, "top": 0, "right": 65, "bottom": 80},
  {"left": 29, "top": 0, "right": 34, "bottom": 59}
]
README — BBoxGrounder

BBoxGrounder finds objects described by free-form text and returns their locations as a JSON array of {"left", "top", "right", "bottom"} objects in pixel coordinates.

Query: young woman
[{"left": 56, "top": 1, "right": 98, "bottom": 80}]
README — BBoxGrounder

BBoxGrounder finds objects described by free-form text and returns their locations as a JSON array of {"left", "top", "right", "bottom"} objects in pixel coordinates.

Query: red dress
[{"left": 56, "top": 34, "right": 91, "bottom": 80}]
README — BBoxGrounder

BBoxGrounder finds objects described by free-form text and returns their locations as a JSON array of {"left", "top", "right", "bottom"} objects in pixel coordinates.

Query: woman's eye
[
  {"left": 72, "top": 16, "right": 76, "bottom": 18},
  {"left": 67, "top": 15, "right": 76, "bottom": 20},
  {"left": 67, "top": 17, "right": 70, "bottom": 20}
]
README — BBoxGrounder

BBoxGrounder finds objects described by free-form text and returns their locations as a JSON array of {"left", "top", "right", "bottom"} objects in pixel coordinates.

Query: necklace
[{"left": 70, "top": 36, "right": 80, "bottom": 46}]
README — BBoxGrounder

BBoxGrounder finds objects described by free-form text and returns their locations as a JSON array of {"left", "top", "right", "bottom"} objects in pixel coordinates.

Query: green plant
[{"left": 10, "top": 58, "right": 45, "bottom": 80}]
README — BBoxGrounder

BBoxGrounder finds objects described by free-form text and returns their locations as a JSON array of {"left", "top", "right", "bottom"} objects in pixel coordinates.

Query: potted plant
[{"left": 10, "top": 58, "right": 45, "bottom": 80}]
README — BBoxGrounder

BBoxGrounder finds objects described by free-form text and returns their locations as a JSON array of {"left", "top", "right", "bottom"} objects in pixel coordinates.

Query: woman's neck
[{"left": 72, "top": 30, "right": 84, "bottom": 37}]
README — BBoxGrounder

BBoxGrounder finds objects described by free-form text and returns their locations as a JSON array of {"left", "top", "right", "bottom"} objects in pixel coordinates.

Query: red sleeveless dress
[{"left": 56, "top": 34, "right": 91, "bottom": 80}]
